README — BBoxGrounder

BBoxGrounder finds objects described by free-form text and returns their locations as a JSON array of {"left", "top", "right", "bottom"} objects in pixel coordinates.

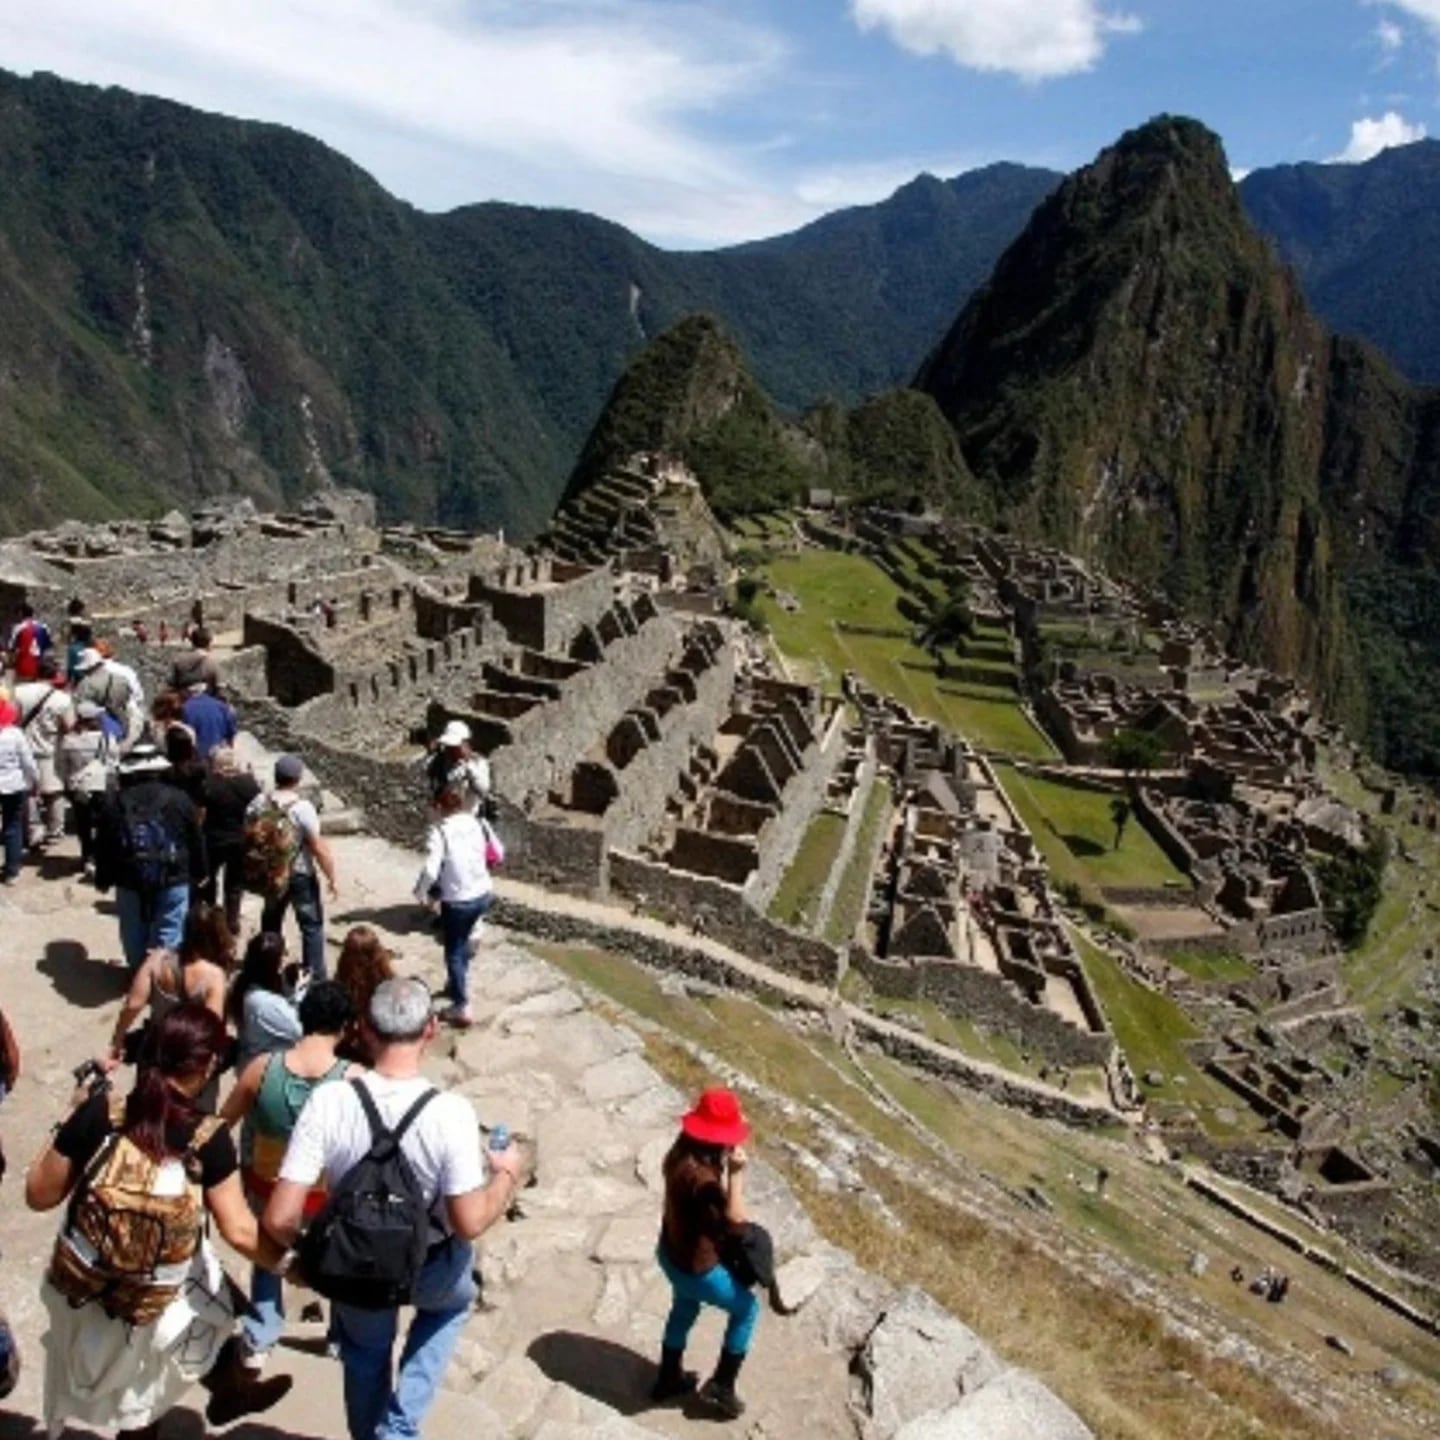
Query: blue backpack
[{"left": 118, "top": 798, "right": 182, "bottom": 891}]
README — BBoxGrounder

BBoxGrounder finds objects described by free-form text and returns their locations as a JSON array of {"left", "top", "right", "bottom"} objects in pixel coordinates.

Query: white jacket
[
  {"left": 414, "top": 813, "right": 493, "bottom": 904},
  {"left": 0, "top": 726, "right": 38, "bottom": 795}
]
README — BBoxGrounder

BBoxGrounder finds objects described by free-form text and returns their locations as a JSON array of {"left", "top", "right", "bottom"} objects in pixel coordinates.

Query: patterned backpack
[
  {"left": 48, "top": 1097, "right": 221, "bottom": 1326},
  {"left": 241, "top": 797, "right": 299, "bottom": 898}
]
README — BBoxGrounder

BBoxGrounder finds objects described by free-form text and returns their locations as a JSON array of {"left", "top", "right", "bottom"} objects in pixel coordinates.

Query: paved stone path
[{"left": 0, "top": 824, "right": 1094, "bottom": 1440}]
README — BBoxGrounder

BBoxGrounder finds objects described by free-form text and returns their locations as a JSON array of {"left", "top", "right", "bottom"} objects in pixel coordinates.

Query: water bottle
[{"left": 488, "top": 1123, "right": 510, "bottom": 1153}]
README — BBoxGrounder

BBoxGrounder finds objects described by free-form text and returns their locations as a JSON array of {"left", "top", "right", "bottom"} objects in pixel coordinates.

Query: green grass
[
  {"left": 995, "top": 764, "right": 1187, "bottom": 891},
  {"left": 824, "top": 782, "right": 891, "bottom": 943},
  {"left": 755, "top": 549, "right": 1055, "bottom": 757},
  {"left": 770, "top": 811, "right": 847, "bottom": 929},
  {"left": 1165, "top": 947, "right": 1255, "bottom": 983}
]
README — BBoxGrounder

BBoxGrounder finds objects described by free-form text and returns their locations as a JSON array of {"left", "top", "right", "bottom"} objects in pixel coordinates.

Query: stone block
[
  {"left": 893, "top": 1370, "right": 1093, "bottom": 1440},
  {"left": 498, "top": 985, "right": 584, "bottom": 1029},
  {"left": 581, "top": 1052, "right": 661, "bottom": 1106},
  {"left": 854, "top": 1287, "right": 1005, "bottom": 1437},
  {"left": 772, "top": 1252, "right": 832, "bottom": 1314},
  {"left": 592, "top": 1213, "right": 661, "bottom": 1266},
  {"left": 544, "top": 1011, "right": 645, "bottom": 1070},
  {"left": 635, "top": 1134, "right": 671, "bottom": 1192},
  {"left": 470, "top": 1353, "right": 555, "bottom": 1432}
]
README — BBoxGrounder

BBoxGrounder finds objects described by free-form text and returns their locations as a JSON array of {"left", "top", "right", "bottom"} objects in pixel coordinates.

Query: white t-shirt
[
  {"left": 245, "top": 789, "right": 321, "bottom": 876},
  {"left": 279, "top": 1073, "right": 486, "bottom": 1234},
  {"left": 413, "top": 812, "right": 493, "bottom": 904}
]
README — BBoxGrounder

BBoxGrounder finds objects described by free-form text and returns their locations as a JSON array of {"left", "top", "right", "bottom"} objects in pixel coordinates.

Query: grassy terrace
[
  {"left": 994, "top": 763, "right": 1187, "bottom": 891},
  {"left": 754, "top": 549, "right": 1055, "bottom": 758},
  {"left": 824, "top": 781, "right": 890, "bottom": 944},
  {"left": 769, "top": 810, "right": 847, "bottom": 929}
]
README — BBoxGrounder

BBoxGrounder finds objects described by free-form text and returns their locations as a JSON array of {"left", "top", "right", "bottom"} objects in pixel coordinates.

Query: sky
[{"left": 2, "top": 1, "right": 1439, "bottom": 247}]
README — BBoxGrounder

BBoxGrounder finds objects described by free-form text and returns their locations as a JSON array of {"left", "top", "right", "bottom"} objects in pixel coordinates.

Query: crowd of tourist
[{"left": 0, "top": 601, "right": 773, "bottom": 1436}]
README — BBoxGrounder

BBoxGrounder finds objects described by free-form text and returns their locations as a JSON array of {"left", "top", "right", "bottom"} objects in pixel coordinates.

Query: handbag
[
  {"left": 720, "top": 1221, "right": 775, "bottom": 1290},
  {"left": 481, "top": 818, "right": 505, "bottom": 870}
]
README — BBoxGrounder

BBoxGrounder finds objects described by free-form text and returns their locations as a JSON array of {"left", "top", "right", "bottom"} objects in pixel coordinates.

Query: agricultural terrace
[
  {"left": 750, "top": 548, "right": 1056, "bottom": 758},
  {"left": 994, "top": 764, "right": 1188, "bottom": 892}
]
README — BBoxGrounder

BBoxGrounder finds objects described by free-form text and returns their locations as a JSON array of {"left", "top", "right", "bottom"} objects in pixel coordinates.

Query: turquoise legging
[{"left": 657, "top": 1245, "right": 759, "bottom": 1356}]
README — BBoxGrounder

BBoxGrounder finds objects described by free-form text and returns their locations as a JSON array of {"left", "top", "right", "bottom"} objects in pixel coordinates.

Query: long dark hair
[
  {"left": 181, "top": 902, "right": 237, "bottom": 972},
  {"left": 228, "top": 931, "right": 288, "bottom": 1026},
  {"left": 125, "top": 1003, "right": 227, "bottom": 1161}
]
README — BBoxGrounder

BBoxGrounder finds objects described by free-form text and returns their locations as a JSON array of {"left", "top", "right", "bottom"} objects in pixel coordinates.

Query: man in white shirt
[
  {"left": 12, "top": 654, "right": 74, "bottom": 845},
  {"left": 413, "top": 788, "right": 494, "bottom": 1028},
  {"left": 264, "top": 978, "right": 522, "bottom": 1440}
]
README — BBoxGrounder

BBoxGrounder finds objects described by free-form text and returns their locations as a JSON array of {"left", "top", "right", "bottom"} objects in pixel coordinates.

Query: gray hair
[
  {"left": 368, "top": 976, "right": 433, "bottom": 1041},
  {"left": 209, "top": 744, "right": 240, "bottom": 776}
]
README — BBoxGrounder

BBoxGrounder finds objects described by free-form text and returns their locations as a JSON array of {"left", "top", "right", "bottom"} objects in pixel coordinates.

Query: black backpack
[
  {"left": 118, "top": 793, "right": 183, "bottom": 891},
  {"left": 298, "top": 1080, "right": 439, "bottom": 1309}
]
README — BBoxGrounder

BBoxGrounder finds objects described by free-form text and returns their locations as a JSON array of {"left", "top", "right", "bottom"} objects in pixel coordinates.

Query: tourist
[
  {"left": 163, "top": 723, "right": 209, "bottom": 815},
  {"left": 65, "top": 619, "right": 93, "bottom": 684},
  {"left": 334, "top": 924, "right": 395, "bottom": 1062},
  {"left": 148, "top": 689, "right": 195, "bottom": 748},
  {"left": 74, "top": 646, "right": 140, "bottom": 749},
  {"left": 58, "top": 700, "right": 115, "bottom": 876},
  {"left": 103, "top": 904, "right": 236, "bottom": 1099},
  {"left": 201, "top": 744, "right": 261, "bottom": 933},
  {"left": 248, "top": 753, "right": 338, "bottom": 979},
  {"left": 262, "top": 977, "right": 523, "bottom": 1440},
  {"left": 7, "top": 602, "right": 53, "bottom": 682},
  {"left": 228, "top": 932, "right": 302, "bottom": 1075},
  {"left": 426, "top": 719, "right": 492, "bottom": 816},
  {"left": 653, "top": 1086, "right": 759, "bottom": 1417},
  {"left": 0, "top": 700, "right": 38, "bottom": 884},
  {"left": 13, "top": 654, "right": 74, "bottom": 847},
  {"left": 414, "top": 786, "right": 494, "bottom": 1027},
  {"left": 98, "top": 640, "right": 147, "bottom": 722},
  {"left": 171, "top": 625, "right": 219, "bottom": 694},
  {"left": 221, "top": 980, "right": 356, "bottom": 1371},
  {"left": 181, "top": 681, "right": 237, "bottom": 761},
  {"left": 94, "top": 743, "right": 207, "bottom": 968},
  {"left": 27, "top": 1003, "right": 293, "bottom": 1437},
  {"left": 0, "top": 1002, "right": 19, "bottom": 1401}
]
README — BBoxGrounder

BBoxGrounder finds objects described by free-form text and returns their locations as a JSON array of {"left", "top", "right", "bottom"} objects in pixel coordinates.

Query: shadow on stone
[
  {"left": 36, "top": 939, "right": 130, "bottom": 1008},
  {"left": 332, "top": 903, "right": 435, "bottom": 938},
  {"left": 0, "top": 1407, "right": 327, "bottom": 1440},
  {"left": 526, "top": 1330, "right": 655, "bottom": 1416}
]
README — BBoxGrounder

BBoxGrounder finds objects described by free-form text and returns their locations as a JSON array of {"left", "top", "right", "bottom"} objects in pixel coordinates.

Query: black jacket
[{"left": 94, "top": 779, "right": 207, "bottom": 894}]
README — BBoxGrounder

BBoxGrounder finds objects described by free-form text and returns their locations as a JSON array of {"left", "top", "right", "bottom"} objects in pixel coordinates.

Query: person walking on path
[
  {"left": 221, "top": 980, "right": 357, "bottom": 1371},
  {"left": 7, "top": 602, "right": 53, "bottom": 682},
  {"left": 247, "top": 754, "right": 337, "bottom": 980},
  {"left": 94, "top": 743, "right": 207, "bottom": 967},
  {"left": 58, "top": 700, "right": 116, "bottom": 876},
  {"left": 170, "top": 625, "right": 219, "bottom": 694},
  {"left": 26, "top": 1004, "right": 293, "bottom": 1439},
  {"left": 262, "top": 977, "right": 524, "bottom": 1440},
  {"left": 201, "top": 746, "right": 261, "bottom": 934},
  {"left": 228, "top": 932, "right": 302, "bottom": 1077},
  {"left": 74, "top": 646, "right": 141, "bottom": 751},
  {"left": 413, "top": 787, "right": 494, "bottom": 1027},
  {"left": 653, "top": 1086, "right": 759, "bottom": 1418},
  {"left": 425, "top": 719, "right": 492, "bottom": 816},
  {"left": 13, "top": 654, "right": 74, "bottom": 847},
  {"left": 181, "top": 683, "right": 237, "bottom": 762},
  {"left": 0, "top": 700, "right": 38, "bottom": 884},
  {"left": 333, "top": 925, "right": 395, "bottom": 1063}
]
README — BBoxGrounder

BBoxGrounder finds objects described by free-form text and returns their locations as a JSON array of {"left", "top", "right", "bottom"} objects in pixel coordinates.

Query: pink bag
[{"left": 482, "top": 820, "right": 505, "bottom": 869}]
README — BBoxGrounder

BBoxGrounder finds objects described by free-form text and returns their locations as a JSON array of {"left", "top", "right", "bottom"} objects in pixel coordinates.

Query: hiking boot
[
  {"left": 700, "top": 1350, "right": 747, "bottom": 1419},
  {"left": 203, "top": 1336, "right": 294, "bottom": 1427},
  {"left": 650, "top": 1345, "right": 698, "bottom": 1404}
]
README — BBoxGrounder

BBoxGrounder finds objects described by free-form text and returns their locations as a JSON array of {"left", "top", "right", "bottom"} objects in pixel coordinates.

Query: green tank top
[{"left": 242, "top": 1051, "right": 346, "bottom": 1180}]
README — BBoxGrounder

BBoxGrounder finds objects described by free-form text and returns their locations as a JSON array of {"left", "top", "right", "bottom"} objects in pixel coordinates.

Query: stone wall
[
  {"left": 610, "top": 851, "right": 842, "bottom": 988},
  {"left": 500, "top": 811, "right": 610, "bottom": 896},
  {"left": 469, "top": 560, "right": 613, "bottom": 653},
  {"left": 850, "top": 950, "right": 1113, "bottom": 1069}
]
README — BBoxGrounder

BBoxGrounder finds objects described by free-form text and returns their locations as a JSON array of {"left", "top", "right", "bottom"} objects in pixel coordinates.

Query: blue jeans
[
  {"left": 262, "top": 871, "right": 327, "bottom": 979},
  {"left": 440, "top": 895, "right": 491, "bottom": 1005},
  {"left": 333, "top": 1237, "right": 477, "bottom": 1440},
  {"left": 115, "top": 883, "right": 190, "bottom": 968},
  {"left": 657, "top": 1246, "right": 759, "bottom": 1357},
  {"left": 243, "top": 1263, "right": 286, "bottom": 1358},
  {"left": 0, "top": 791, "right": 24, "bottom": 879}
]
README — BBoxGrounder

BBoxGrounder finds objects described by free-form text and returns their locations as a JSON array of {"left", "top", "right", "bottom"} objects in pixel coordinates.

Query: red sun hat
[{"left": 680, "top": 1087, "right": 750, "bottom": 1147}]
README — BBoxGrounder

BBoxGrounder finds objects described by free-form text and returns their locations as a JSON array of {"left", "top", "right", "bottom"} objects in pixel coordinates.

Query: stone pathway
[{"left": 0, "top": 826, "right": 1094, "bottom": 1440}]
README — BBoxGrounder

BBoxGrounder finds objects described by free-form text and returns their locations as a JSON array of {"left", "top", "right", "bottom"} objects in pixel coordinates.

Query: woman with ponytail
[{"left": 26, "top": 1003, "right": 293, "bottom": 1439}]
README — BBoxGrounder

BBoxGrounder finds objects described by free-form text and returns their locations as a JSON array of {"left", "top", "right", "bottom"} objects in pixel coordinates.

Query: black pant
[
  {"left": 71, "top": 793, "right": 97, "bottom": 865},
  {"left": 201, "top": 840, "right": 245, "bottom": 935}
]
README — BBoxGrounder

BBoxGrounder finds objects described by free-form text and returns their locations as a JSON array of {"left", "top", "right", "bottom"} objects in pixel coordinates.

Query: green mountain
[
  {"left": 0, "top": 67, "right": 1057, "bottom": 537},
  {"left": 565, "top": 314, "right": 977, "bottom": 521},
  {"left": 917, "top": 115, "right": 1440, "bottom": 773},
  {"left": 1240, "top": 142, "right": 1440, "bottom": 384}
]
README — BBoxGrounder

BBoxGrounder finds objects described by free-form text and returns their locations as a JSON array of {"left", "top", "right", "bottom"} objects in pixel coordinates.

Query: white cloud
[
  {"left": 1370, "top": 1, "right": 1440, "bottom": 31},
  {"left": 0, "top": 0, "right": 797, "bottom": 242},
  {"left": 1376, "top": 18, "right": 1405, "bottom": 51},
  {"left": 1329, "top": 111, "right": 1428, "bottom": 162},
  {"left": 850, "top": 0, "right": 1141, "bottom": 81}
]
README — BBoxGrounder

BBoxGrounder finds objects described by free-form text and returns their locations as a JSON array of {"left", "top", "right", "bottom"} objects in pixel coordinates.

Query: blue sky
[{"left": 2, "top": 1, "right": 1438, "bottom": 246}]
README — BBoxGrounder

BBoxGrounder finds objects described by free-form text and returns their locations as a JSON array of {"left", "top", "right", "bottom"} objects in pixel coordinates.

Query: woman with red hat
[{"left": 652, "top": 1086, "right": 759, "bottom": 1418}]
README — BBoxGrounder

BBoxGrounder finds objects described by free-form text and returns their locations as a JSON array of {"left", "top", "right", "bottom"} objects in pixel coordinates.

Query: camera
[{"left": 71, "top": 1059, "right": 109, "bottom": 1096}]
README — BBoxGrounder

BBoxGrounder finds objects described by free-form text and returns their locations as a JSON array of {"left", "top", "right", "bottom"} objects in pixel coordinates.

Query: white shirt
[
  {"left": 245, "top": 788, "right": 321, "bottom": 876},
  {"left": 0, "top": 727, "right": 38, "bottom": 795},
  {"left": 279, "top": 1073, "right": 486, "bottom": 1234},
  {"left": 413, "top": 812, "right": 493, "bottom": 904},
  {"left": 108, "top": 659, "right": 145, "bottom": 711},
  {"left": 13, "top": 682, "right": 73, "bottom": 756}
]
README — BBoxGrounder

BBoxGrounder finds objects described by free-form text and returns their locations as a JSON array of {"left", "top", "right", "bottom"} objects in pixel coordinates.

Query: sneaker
[{"left": 438, "top": 1004, "right": 474, "bottom": 1028}]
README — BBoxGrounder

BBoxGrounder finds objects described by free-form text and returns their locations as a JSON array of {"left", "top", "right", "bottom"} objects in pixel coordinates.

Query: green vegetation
[
  {"left": 1164, "top": 946, "right": 1255, "bottom": 983},
  {"left": 824, "top": 782, "right": 891, "bottom": 943},
  {"left": 1103, "top": 728, "right": 1167, "bottom": 776},
  {"left": 1318, "top": 833, "right": 1389, "bottom": 948},
  {"left": 770, "top": 811, "right": 847, "bottom": 929},
  {"left": 994, "top": 765, "right": 1187, "bottom": 891}
]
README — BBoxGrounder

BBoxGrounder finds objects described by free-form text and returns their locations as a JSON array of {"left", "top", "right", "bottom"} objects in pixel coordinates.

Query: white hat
[
  {"left": 438, "top": 720, "right": 471, "bottom": 747},
  {"left": 76, "top": 647, "right": 105, "bottom": 673},
  {"left": 118, "top": 743, "right": 171, "bottom": 775}
]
